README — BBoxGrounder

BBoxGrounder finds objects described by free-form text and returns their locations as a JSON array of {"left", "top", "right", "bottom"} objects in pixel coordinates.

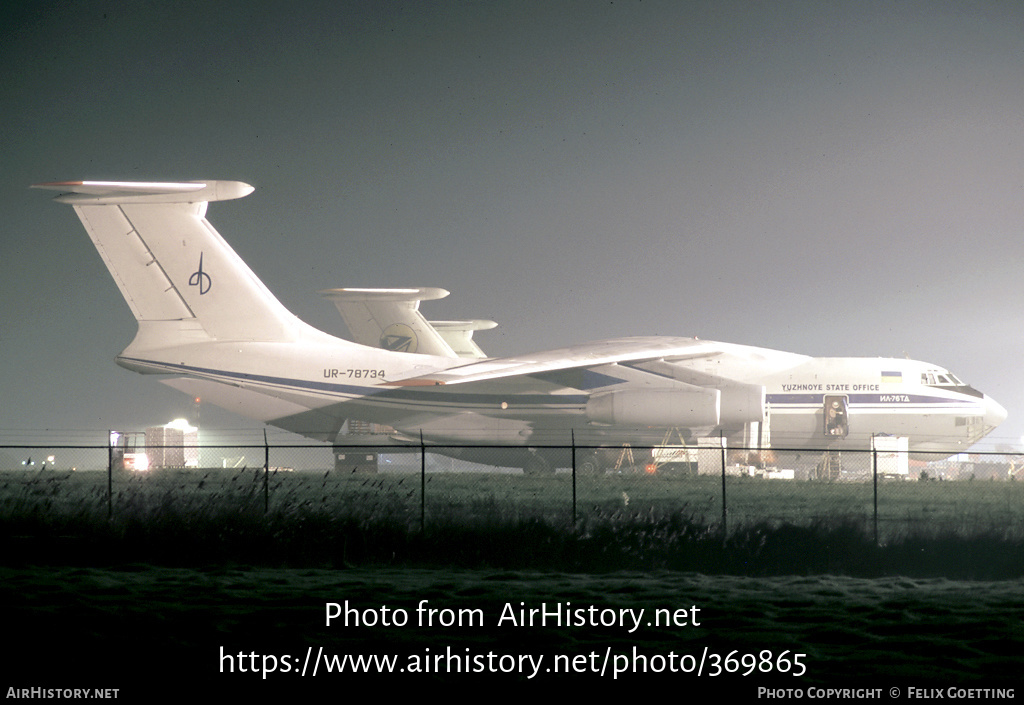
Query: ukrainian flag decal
[{"left": 881, "top": 370, "right": 902, "bottom": 383}]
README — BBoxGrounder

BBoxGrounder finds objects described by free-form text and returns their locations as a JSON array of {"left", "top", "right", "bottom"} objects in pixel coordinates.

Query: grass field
[
  {"left": 5, "top": 466, "right": 1024, "bottom": 696},
  {"left": 3, "top": 467, "right": 1023, "bottom": 578},
  {"left": 3, "top": 465, "right": 1023, "bottom": 528}
]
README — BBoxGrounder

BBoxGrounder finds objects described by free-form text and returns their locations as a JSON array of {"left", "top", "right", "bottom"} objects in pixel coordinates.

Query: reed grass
[{"left": 2, "top": 467, "right": 1023, "bottom": 578}]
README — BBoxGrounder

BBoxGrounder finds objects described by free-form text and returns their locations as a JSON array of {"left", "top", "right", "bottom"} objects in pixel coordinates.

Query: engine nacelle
[
  {"left": 718, "top": 383, "right": 767, "bottom": 427},
  {"left": 586, "top": 388, "right": 721, "bottom": 428}
]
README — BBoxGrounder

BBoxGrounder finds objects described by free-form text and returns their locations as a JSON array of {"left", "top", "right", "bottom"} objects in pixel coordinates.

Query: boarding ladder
[
  {"left": 614, "top": 444, "right": 636, "bottom": 473},
  {"left": 817, "top": 450, "right": 842, "bottom": 481}
]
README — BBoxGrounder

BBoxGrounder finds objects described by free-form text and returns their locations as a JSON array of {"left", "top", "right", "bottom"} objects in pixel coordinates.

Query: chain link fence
[{"left": 2, "top": 439, "right": 1022, "bottom": 543}]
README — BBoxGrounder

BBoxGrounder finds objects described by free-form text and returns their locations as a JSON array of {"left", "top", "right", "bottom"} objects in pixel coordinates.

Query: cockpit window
[
  {"left": 922, "top": 371, "right": 965, "bottom": 386},
  {"left": 921, "top": 370, "right": 983, "bottom": 397}
]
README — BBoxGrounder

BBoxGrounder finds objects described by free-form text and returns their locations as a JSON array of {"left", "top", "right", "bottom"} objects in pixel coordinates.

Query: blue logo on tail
[{"left": 189, "top": 253, "right": 212, "bottom": 295}]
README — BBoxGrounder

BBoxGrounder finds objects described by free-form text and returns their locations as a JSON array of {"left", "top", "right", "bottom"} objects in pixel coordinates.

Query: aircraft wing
[
  {"left": 387, "top": 336, "right": 723, "bottom": 387},
  {"left": 366, "top": 335, "right": 777, "bottom": 434}
]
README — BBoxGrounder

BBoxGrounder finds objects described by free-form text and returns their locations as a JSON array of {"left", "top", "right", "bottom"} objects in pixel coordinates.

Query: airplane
[
  {"left": 33, "top": 179, "right": 1007, "bottom": 474},
  {"left": 322, "top": 285, "right": 1010, "bottom": 472},
  {"left": 320, "top": 286, "right": 496, "bottom": 358}
]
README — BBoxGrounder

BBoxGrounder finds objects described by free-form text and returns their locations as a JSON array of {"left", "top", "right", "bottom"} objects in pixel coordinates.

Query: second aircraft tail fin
[{"left": 321, "top": 287, "right": 496, "bottom": 358}]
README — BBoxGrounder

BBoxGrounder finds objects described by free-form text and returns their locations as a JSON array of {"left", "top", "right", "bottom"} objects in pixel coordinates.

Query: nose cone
[{"left": 985, "top": 395, "right": 1008, "bottom": 431}]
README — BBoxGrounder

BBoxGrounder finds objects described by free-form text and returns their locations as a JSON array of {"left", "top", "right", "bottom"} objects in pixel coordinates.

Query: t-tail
[
  {"left": 34, "top": 181, "right": 292, "bottom": 335},
  {"left": 30, "top": 180, "right": 371, "bottom": 374}
]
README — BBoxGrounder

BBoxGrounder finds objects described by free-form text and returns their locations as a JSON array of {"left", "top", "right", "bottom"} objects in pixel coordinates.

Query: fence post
[
  {"left": 571, "top": 431, "right": 577, "bottom": 527},
  {"left": 720, "top": 432, "right": 728, "bottom": 542},
  {"left": 263, "top": 430, "right": 270, "bottom": 513},
  {"left": 106, "top": 431, "right": 113, "bottom": 520},
  {"left": 872, "top": 447, "right": 879, "bottom": 547},
  {"left": 419, "top": 431, "right": 426, "bottom": 532}
]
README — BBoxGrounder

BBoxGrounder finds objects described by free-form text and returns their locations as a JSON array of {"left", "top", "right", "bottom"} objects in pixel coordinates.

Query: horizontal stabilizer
[
  {"left": 31, "top": 180, "right": 254, "bottom": 204},
  {"left": 324, "top": 287, "right": 450, "bottom": 303}
]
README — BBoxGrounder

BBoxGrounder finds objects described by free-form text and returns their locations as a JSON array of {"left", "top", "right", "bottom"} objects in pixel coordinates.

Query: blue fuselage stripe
[
  {"left": 121, "top": 357, "right": 983, "bottom": 414},
  {"left": 119, "top": 356, "right": 589, "bottom": 408},
  {"left": 766, "top": 393, "right": 977, "bottom": 408}
]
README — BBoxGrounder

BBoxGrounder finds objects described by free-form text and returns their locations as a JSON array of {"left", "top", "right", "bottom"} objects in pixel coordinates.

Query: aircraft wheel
[
  {"left": 811, "top": 461, "right": 825, "bottom": 482},
  {"left": 578, "top": 453, "right": 602, "bottom": 476},
  {"left": 522, "top": 454, "right": 552, "bottom": 475}
]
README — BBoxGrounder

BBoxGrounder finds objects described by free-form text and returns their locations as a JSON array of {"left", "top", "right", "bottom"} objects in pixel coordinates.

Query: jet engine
[
  {"left": 586, "top": 388, "right": 720, "bottom": 428},
  {"left": 717, "top": 382, "right": 766, "bottom": 427},
  {"left": 585, "top": 383, "right": 765, "bottom": 429}
]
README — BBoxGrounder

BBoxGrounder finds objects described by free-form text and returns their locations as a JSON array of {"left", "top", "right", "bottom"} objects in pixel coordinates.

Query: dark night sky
[{"left": 4, "top": 1, "right": 1024, "bottom": 448}]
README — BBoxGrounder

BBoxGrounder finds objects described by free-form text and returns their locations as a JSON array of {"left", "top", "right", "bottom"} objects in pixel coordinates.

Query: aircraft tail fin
[
  {"left": 320, "top": 287, "right": 497, "bottom": 358},
  {"left": 429, "top": 319, "right": 497, "bottom": 359},
  {"left": 320, "top": 287, "right": 459, "bottom": 356},
  {"left": 33, "top": 180, "right": 305, "bottom": 342}
]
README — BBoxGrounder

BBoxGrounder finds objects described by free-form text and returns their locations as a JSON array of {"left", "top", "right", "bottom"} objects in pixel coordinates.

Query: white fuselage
[
  {"left": 35, "top": 180, "right": 1006, "bottom": 458},
  {"left": 123, "top": 330, "right": 1004, "bottom": 455}
]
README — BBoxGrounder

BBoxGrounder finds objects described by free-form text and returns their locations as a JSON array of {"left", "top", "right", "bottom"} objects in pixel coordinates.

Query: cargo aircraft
[{"left": 34, "top": 180, "right": 1006, "bottom": 473}]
